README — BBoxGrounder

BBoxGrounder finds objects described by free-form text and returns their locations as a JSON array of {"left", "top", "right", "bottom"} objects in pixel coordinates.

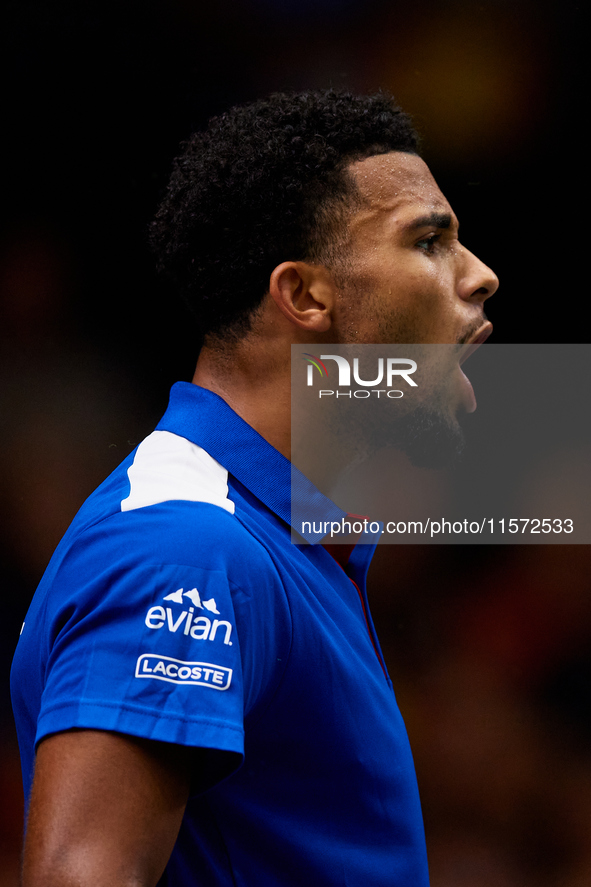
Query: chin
[
  {"left": 325, "top": 398, "right": 466, "bottom": 471},
  {"left": 393, "top": 406, "right": 466, "bottom": 469}
]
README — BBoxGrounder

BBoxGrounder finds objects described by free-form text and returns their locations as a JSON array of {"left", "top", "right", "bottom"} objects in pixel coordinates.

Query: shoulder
[
  {"left": 37, "top": 429, "right": 280, "bottom": 616},
  {"left": 121, "top": 429, "right": 235, "bottom": 517},
  {"left": 56, "top": 429, "right": 252, "bottom": 563}
]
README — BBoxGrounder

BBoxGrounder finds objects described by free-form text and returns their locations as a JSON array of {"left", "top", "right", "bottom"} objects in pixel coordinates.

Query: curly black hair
[{"left": 150, "top": 89, "right": 419, "bottom": 341}]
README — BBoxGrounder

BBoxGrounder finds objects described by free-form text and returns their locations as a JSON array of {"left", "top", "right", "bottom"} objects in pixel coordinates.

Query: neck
[
  {"left": 190, "top": 290, "right": 357, "bottom": 497},
  {"left": 192, "top": 339, "right": 360, "bottom": 501},
  {"left": 192, "top": 337, "right": 293, "bottom": 460}
]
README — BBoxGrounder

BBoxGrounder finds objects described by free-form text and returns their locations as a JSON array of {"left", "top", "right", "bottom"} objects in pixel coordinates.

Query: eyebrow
[{"left": 404, "top": 212, "right": 453, "bottom": 231}]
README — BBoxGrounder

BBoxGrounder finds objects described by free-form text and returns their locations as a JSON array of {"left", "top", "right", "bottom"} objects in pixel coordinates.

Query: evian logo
[
  {"left": 303, "top": 353, "right": 417, "bottom": 398},
  {"left": 163, "top": 587, "right": 220, "bottom": 613},
  {"left": 145, "top": 588, "right": 233, "bottom": 645}
]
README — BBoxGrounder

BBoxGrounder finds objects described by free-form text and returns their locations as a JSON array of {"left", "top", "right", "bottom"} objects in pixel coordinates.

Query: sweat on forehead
[{"left": 347, "top": 152, "right": 450, "bottom": 214}]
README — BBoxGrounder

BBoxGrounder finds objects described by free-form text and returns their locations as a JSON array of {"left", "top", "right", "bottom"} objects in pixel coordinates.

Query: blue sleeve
[{"left": 36, "top": 515, "right": 246, "bottom": 768}]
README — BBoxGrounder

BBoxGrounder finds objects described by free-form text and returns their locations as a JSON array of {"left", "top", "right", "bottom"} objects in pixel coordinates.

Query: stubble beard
[
  {"left": 327, "top": 390, "right": 466, "bottom": 470},
  {"left": 329, "top": 296, "right": 466, "bottom": 469}
]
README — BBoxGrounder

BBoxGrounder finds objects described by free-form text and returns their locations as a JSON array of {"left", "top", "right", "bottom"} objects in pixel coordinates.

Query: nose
[{"left": 458, "top": 247, "right": 499, "bottom": 304}]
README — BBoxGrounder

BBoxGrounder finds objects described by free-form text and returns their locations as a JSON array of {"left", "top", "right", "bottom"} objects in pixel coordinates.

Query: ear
[{"left": 268, "top": 262, "right": 336, "bottom": 333}]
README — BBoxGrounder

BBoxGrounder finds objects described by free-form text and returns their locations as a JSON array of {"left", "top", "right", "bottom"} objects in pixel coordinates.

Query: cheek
[{"left": 403, "top": 281, "right": 458, "bottom": 343}]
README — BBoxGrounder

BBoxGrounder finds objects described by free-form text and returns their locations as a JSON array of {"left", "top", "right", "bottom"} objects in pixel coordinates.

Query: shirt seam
[{"left": 38, "top": 699, "right": 245, "bottom": 733}]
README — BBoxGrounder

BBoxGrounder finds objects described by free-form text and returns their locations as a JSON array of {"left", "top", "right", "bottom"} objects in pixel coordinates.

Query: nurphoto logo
[{"left": 302, "top": 353, "right": 417, "bottom": 398}]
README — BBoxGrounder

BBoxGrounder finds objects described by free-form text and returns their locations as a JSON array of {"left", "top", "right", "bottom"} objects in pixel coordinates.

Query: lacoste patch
[{"left": 135, "top": 654, "right": 232, "bottom": 690}]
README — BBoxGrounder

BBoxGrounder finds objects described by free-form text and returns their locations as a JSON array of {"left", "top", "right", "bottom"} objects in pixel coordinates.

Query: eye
[{"left": 415, "top": 234, "right": 440, "bottom": 253}]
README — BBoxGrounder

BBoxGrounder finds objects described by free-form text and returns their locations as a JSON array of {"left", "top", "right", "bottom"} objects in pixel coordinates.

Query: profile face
[
  {"left": 325, "top": 151, "right": 499, "bottom": 463},
  {"left": 333, "top": 151, "right": 498, "bottom": 348}
]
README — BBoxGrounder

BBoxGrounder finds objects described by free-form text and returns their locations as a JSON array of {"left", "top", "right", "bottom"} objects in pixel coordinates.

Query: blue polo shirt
[{"left": 11, "top": 382, "right": 429, "bottom": 886}]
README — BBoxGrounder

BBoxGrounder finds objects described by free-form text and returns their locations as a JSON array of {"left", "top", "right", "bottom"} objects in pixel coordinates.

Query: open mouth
[
  {"left": 458, "top": 323, "right": 493, "bottom": 413},
  {"left": 460, "top": 323, "right": 493, "bottom": 366}
]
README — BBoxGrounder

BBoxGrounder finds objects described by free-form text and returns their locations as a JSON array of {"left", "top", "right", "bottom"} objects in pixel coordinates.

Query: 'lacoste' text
[{"left": 135, "top": 654, "right": 232, "bottom": 690}]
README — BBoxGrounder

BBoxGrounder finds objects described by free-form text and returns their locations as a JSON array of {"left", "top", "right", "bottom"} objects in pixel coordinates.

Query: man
[{"left": 11, "top": 89, "right": 498, "bottom": 886}]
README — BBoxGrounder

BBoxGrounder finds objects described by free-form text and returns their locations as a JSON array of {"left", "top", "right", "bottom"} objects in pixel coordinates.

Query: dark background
[{"left": 2, "top": 2, "right": 589, "bottom": 885}]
